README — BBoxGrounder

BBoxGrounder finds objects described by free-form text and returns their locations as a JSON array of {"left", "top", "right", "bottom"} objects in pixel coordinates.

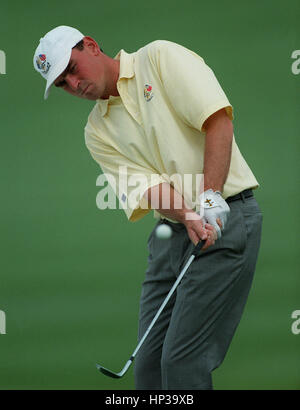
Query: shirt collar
[
  {"left": 97, "top": 49, "right": 135, "bottom": 117},
  {"left": 115, "top": 49, "right": 135, "bottom": 80}
]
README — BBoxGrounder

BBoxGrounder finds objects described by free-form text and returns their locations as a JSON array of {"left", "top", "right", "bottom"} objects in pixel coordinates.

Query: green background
[{"left": 0, "top": 0, "right": 299, "bottom": 390}]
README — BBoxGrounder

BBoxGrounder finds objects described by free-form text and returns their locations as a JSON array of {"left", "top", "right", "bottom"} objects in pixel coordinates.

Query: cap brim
[{"left": 44, "top": 48, "right": 72, "bottom": 100}]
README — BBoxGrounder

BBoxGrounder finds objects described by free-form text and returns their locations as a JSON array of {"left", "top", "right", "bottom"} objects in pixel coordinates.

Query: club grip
[{"left": 192, "top": 240, "right": 205, "bottom": 256}]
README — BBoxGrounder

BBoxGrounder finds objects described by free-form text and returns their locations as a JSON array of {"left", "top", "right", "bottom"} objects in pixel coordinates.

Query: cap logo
[
  {"left": 36, "top": 54, "right": 51, "bottom": 74},
  {"left": 144, "top": 84, "right": 154, "bottom": 102}
]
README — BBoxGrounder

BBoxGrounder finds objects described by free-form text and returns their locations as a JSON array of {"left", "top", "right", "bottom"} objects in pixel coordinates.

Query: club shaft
[
  {"left": 97, "top": 241, "right": 203, "bottom": 378},
  {"left": 132, "top": 254, "right": 195, "bottom": 359}
]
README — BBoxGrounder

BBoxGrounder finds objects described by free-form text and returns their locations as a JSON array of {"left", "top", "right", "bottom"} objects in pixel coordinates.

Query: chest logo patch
[{"left": 144, "top": 84, "right": 154, "bottom": 102}]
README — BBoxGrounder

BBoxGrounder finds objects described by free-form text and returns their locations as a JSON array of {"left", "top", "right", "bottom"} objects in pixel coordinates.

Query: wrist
[
  {"left": 181, "top": 209, "right": 202, "bottom": 225},
  {"left": 203, "top": 186, "right": 223, "bottom": 194}
]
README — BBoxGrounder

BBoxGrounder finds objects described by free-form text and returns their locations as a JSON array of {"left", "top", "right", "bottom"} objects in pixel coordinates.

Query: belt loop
[{"left": 241, "top": 191, "right": 245, "bottom": 203}]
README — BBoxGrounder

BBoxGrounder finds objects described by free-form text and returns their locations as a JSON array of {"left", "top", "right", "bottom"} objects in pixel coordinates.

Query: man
[{"left": 33, "top": 25, "right": 263, "bottom": 389}]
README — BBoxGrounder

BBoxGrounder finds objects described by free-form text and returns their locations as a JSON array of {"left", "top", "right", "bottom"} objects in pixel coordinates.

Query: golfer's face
[{"left": 54, "top": 46, "right": 105, "bottom": 100}]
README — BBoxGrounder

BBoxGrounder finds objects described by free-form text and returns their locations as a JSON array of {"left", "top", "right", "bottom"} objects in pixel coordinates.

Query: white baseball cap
[{"left": 33, "top": 25, "right": 84, "bottom": 99}]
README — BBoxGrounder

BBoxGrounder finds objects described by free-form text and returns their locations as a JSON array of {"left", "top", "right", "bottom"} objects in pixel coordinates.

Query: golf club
[{"left": 96, "top": 239, "right": 204, "bottom": 379}]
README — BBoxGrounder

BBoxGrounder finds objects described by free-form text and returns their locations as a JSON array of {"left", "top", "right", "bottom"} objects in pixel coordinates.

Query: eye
[
  {"left": 55, "top": 80, "right": 66, "bottom": 88},
  {"left": 69, "top": 64, "right": 77, "bottom": 74}
]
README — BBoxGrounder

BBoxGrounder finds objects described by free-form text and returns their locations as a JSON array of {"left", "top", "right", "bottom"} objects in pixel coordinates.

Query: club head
[
  {"left": 96, "top": 363, "right": 123, "bottom": 379},
  {"left": 96, "top": 357, "right": 134, "bottom": 379},
  {"left": 96, "top": 364, "right": 122, "bottom": 379}
]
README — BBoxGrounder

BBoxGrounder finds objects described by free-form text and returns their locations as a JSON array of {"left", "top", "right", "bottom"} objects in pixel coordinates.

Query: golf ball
[{"left": 156, "top": 223, "right": 172, "bottom": 239}]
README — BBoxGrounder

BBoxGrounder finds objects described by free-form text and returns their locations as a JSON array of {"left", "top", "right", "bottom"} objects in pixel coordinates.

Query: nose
[{"left": 65, "top": 74, "right": 79, "bottom": 91}]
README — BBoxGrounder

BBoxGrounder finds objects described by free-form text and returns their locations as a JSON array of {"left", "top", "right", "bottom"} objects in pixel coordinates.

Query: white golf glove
[{"left": 199, "top": 189, "right": 230, "bottom": 239}]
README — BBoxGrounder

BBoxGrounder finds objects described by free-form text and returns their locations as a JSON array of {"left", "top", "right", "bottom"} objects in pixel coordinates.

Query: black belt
[{"left": 226, "top": 189, "right": 253, "bottom": 203}]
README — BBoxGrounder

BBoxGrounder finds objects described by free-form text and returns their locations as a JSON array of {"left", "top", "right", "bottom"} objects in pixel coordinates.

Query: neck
[{"left": 104, "top": 58, "right": 120, "bottom": 98}]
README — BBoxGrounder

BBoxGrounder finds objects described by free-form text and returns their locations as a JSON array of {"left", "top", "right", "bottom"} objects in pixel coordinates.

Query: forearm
[
  {"left": 203, "top": 115, "right": 233, "bottom": 193},
  {"left": 143, "top": 183, "right": 196, "bottom": 224}
]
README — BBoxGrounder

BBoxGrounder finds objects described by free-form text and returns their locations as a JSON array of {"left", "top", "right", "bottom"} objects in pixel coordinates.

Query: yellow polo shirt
[{"left": 85, "top": 40, "right": 259, "bottom": 222}]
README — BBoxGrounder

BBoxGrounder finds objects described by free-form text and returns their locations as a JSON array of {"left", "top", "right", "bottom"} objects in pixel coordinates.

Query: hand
[
  {"left": 184, "top": 212, "right": 218, "bottom": 251},
  {"left": 199, "top": 189, "right": 230, "bottom": 238}
]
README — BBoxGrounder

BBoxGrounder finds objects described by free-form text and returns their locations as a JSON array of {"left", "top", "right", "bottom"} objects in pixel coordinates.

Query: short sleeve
[
  {"left": 152, "top": 41, "right": 233, "bottom": 132},
  {"left": 85, "top": 122, "right": 167, "bottom": 222}
]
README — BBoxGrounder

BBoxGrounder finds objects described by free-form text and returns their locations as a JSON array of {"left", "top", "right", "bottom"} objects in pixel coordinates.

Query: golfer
[{"left": 33, "top": 26, "right": 263, "bottom": 390}]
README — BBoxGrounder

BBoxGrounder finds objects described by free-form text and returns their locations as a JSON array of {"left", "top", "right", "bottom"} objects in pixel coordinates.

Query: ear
[{"left": 83, "top": 36, "right": 101, "bottom": 56}]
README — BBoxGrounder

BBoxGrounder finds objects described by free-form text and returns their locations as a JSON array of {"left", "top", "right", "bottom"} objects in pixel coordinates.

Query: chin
[{"left": 85, "top": 95, "right": 98, "bottom": 101}]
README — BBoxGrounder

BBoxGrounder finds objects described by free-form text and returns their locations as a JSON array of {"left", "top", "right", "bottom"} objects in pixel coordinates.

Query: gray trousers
[{"left": 134, "top": 194, "right": 262, "bottom": 390}]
